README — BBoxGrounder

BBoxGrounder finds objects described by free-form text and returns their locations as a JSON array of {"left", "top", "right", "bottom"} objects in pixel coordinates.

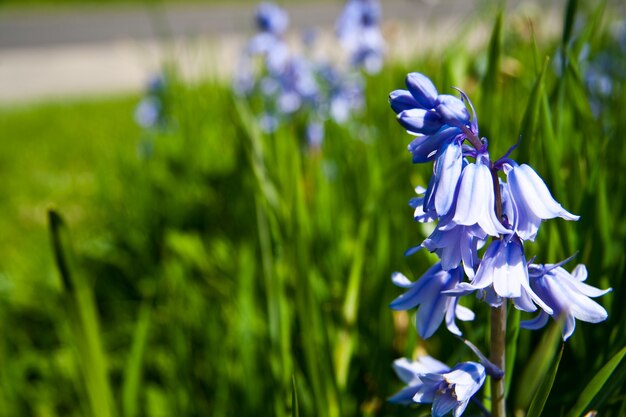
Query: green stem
[{"left": 491, "top": 303, "right": 507, "bottom": 417}]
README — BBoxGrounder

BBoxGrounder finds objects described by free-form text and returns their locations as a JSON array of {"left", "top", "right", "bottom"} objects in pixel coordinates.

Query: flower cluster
[
  {"left": 134, "top": 72, "right": 172, "bottom": 157},
  {"left": 335, "top": 0, "right": 386, "bottom": 74},
  {"left": 135, "top": 73, "right": 169, "bottom": 131},
  {"left": 388, "top": 72, "right": 611, "bottom": 415},
  {"left": 234, "top": 1, "right": 384, "bottom": 147}
]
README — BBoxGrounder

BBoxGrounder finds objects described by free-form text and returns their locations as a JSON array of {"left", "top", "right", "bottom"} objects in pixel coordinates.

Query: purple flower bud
[
  {"left": 406, "top": 72, "right": 439, "bottom": 109},
  {"left": 397, "top": 108, "right": 443, "bottom": 135},
  {"left": 436, "top": 94, "right": 470, "bottom": 128},
  {"left": 389, "top": 89, "right": 419, "bottom": 114}
]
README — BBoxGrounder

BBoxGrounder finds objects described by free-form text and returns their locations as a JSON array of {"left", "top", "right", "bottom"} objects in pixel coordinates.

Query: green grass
[{"left": 1, "top": 1, "right": 625, "bottom": 416}]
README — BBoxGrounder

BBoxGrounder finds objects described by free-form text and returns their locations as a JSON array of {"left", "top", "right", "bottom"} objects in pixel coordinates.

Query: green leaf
[
  {"left": 565, "top": 345, "right": 626, "bottom": 417},
  {"left": 526, "top": 345, "right": 564, "bottom": 417},
  {"left": 515, "top": 322, "right": 562, "bottom": 411},
  {"left": 291, "top": 374, "right": 300, "bottom": 417},
  {"left": 562, "top": 0, "right": 579, "bottom": 49},
  {"left": 517, "top": 57, "right": 548, "bottom": 164}
]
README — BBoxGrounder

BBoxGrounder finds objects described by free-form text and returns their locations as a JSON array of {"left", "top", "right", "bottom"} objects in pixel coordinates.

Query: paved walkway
[{"left": 0, "top": 0, "right": 564, "bottom": 104}]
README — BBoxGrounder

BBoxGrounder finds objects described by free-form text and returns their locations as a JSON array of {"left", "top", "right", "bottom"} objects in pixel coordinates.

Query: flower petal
[{"left": 406, "top": 72, "right": 438, "bottom": 109}]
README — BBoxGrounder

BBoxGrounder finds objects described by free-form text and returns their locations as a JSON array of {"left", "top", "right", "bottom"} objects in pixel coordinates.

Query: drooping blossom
[
  {"left": 522, "top": 262, "right": 611, "bottom": 340},
  {"left": 391, "top": 358, "right": 486, "bottom": 417},
  {"left": 389, "top": 264, "right": 474, "bottom": 338}
]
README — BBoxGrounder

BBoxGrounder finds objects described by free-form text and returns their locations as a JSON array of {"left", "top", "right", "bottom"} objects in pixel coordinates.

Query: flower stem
[{"left": 490, "top": 303, "right": 507, "bottom": 417}]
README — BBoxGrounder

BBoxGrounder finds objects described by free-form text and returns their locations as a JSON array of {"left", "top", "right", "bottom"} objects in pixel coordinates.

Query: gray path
[{"left": 0, "top": 0, "right": 565, "bottom": 104}]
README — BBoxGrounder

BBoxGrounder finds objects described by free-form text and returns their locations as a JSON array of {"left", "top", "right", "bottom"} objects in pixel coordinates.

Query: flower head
[
  {"left": 390, "top": 264, "right": 474, "bottom": 338},
  {"left": 504, "top": 163, "right": 579, "bottom": 241},
  {"left": 522, "top": 262, "right": 611, "bottom": 340},
  {"left": 448, "top": 237, "right": 553, "bottom": 314},
  {"left": 391, "top": 359, "right": 486, "bottom": 417},
  {"left": 389, "top": 356, "right": 450, "bottom": 404}
]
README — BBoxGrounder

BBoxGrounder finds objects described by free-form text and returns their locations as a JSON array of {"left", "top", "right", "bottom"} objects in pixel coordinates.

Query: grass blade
[
  {"left": 565, "top": 345, "right": 626, "bottom": 417},
  {"left": 48, "top": 209, "right": 116, "bottom": 417},
  {"left": 526, "top": 345, "right": 564, "bottom": 417}
]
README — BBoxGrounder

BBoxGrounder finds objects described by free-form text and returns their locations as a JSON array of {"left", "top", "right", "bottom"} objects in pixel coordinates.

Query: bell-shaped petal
[
  {"left": 523, "top": 262, "right": 611, "bottom": 340},
  {"left": 398, "top": 108, "right": 443, "bottom": 135},
  {"left": 421, "top": 220, "right": 487, "bottom": 279},
  {"left": 448, "top": 158, "right": 510, "bottom": 236},
  {"left": 389, "top": 89, "right": 419, "bottom": 114},
  {"left": 407, "top": 126, "right": 460, "bottom": 163},
  {"left": 389, "top": 265, "right": 472, "bottom": 338},
  {"left": 433, "top": 141, "right": 464, "bottom": 216},
  {"left": 396, "top": 360, "right": 486, "bottom": 417},
  {"left": 451, "top": 239, "right": 553, "bottom": 314},
  {"left": 389, "top": 356, "right": 450, "bottom": 405},
  {"left": 506, "top": 164, "right": 579, "bottom": 241},
  {"left": 409, "top": 186, "right": 437, "bottom": 223},
  {"left": 406, "top": 72, "right": 439, "bottom": 109},
  {"left": 435, "top": 94, "right": 470, "bottom": 128}
]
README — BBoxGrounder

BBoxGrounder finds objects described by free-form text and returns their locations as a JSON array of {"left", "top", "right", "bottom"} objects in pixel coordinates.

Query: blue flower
[
  {"left": 504, "top": 163, "right": 579, "bottom": 241},
  {"left": 406, "top": 126, "right": 460, "bottom": 163},
  {"left": 336, "top": 0, "right": 385, "bottom": 74},
  {"left": 390, "top": 264, "right": 474, "bottom": 338},
  {"left": 446, "top": 156, "right": 510, "bottom": 237},
  {"left": 422, "top": 140, "right": 464, "bottom": 217},
  {"left": 522, "top": 262, "right": 611, "bottom": 340},
  {"left": 255, "top": 2, "right": 289, "bottom": 35},
  {"left": 449, "top": 238, "right": 553, "bottom": 314},
  {"left": 417, "top": 221, "right": 487, "bottom": 279},
  {"left": 389, "top": 356, "right": 450, "bottom": 405},
  {"left": 404, "top": 72, "right": 438, "bottom": 109},
  {"left": 435, "top": 94, "right": 470, "bottom": 128},
  {"left": 391, "top": 360, "right": 486, "bottom": 417}
]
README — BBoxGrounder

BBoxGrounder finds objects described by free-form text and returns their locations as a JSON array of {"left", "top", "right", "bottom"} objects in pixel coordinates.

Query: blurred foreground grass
[{"left": 1, "top": 1, "right": 626, "bottom": 416}]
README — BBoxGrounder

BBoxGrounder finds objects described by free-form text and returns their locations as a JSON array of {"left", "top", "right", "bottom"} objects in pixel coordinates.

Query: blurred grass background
[{"left": 1, "top": 1, "right": 625, "bottom": 416}]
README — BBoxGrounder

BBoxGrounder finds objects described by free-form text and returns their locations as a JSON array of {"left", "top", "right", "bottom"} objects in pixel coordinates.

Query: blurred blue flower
[
  {"left": 522, "top": 262, "right": 611, "bottom": 340},
  {"left": 391, "top": 359, "right": 486, "bottom": 417},
  {"left": 336, "top": 0, "right": 385, "bottom": 74},
  {"left": 390, "top": 264, "right": 474, "bottom": 338},
  {"left": 255, "top": 2, "right": 289, "bottom": 35}
]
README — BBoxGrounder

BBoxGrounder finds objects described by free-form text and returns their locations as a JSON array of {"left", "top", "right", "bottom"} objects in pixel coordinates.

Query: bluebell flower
[
  {"left": 406, "top": 126, "right": 460, "bottom": 163},
  {"left": 397, "top": 109, "right": 443, "bottom": 135},
  {"left": 449, "top": 238, "right": 553, "bottom": 314},
  {"left": 404, "top": 72, "right": 439, "bottom": 109},
  {"left": 504, "top": 163, "right": 579, "bottom": 241},
  {"left": 391, "top": 360, "right": 486, "bottom": 417},
  {"left": 389, "top": 356, "right": 450, "bottom": 405},
  {"left": 335, "top": 0, "right": 385, "bottom": 74},
  {"left": 422, "top": 140, "right": 464, "bottom": 217},
  {"left": 134, "top": 96, "right": 162, "bottom": 129},
  {"left": 417, "top": 221, "right": 488, "bottom": 279},
  {"left": 435, "top": 94, "right": 471, "bottom": 128},
  {"left": 522, "top": 262, "right": 611, "bottom": 340},
  {"left": 255, "top": 2, "right": 289, "bottom": 35},
  {"left": 445, "top": 155, "right": 510, "bottom": 237},
  {"left": 390, "top": 264, "right": 474, "bottom": 338}
]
